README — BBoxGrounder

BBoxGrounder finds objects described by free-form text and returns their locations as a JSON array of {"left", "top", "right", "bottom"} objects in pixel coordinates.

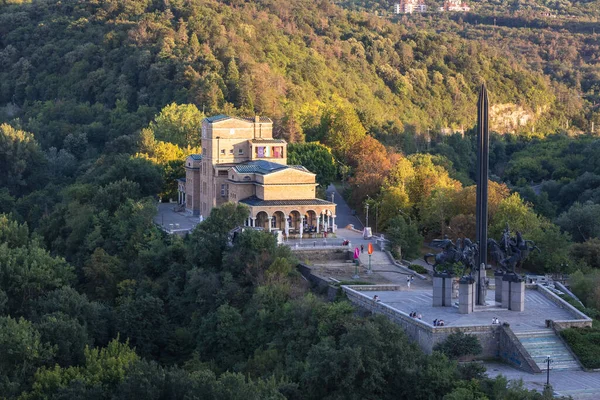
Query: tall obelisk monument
[{"left": 475, "top": 84, "right": 489, "bottom": 306}]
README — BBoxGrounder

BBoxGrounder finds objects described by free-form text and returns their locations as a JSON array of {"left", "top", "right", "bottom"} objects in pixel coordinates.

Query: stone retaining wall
[
  {"left": 383, "top": 251, "right": 428, "bottom": 280},
  {"left": 342, "top": 285, "right": 567, "bottom": 373},
  {"left": 535, "top": 284, "right": 592, "bottom": 328},
  {"left": 343, "top": 285, "right": 499, "bottom": 356},
  {"left": 498, "top": 325, "right": 541, "bottom": 373},
  {"left": 293, "top": 248, "right": 350, "bottom": 263}
]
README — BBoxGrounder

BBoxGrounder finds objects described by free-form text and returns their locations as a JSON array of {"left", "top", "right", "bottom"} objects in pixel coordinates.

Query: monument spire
[{"left": 475, "top": 83, "right": 489, "bottom": 306}]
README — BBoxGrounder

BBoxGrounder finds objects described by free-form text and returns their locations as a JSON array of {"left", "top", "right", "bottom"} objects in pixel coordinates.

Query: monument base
[
  {"left": 433, "top": 273, "right": 453, "bottom": 307},
  {"left": 494, "top": 271, "right": 504, "bottom": 303},
  {"left": 459, "top": 276, "right": 475, "bottom": 314},
  {"left": 502, "top": 274, "right": 525, "bottom": 311}
]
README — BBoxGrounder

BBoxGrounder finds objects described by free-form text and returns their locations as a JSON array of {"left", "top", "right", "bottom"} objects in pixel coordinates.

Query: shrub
[
  {"left": 409, "top": 264, "right": 428, "bottom": 274},
  {"left": 560, "top": 327, "right": 600, "bottom": 369},
  {"left": 433, "top": 332, "right": 483, "bottom": 360}
]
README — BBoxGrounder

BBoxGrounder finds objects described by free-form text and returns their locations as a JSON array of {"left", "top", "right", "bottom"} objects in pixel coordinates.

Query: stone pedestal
[
  {"left": 433, "top": 273, "right": 453, "bottom": 307},
  {"left": 458, "top": 277, "right": 475, "bottom": 314},
  {"left": 494, "top": 271, "right": 504, "bottom": 304},
  {"left": 502, "top": 274, "right": 525, "bottom": 311}
]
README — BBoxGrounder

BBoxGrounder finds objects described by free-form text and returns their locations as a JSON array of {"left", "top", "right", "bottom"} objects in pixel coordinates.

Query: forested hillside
[{"left": 0, "top": 0, "right": 583, "bottom": 144}]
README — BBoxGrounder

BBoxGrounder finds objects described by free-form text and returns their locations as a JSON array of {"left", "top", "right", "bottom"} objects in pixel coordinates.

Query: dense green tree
[
  {"left": 385, "top": 215, "right": 423, "bottom": 260},
  {"left": 287, "top": 142, "right": 337, "bottom": 190},
  {"left": 0, "top": 124, "right": 46, "bottom": 195},
  {"left": 556, "top": 202, "right": 600, "bottom": 242},
  {"left": 0, "top": 316, "right": 55, "bottom": 397}
]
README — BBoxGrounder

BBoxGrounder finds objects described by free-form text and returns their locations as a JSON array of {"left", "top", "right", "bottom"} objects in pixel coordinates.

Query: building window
[
  {"left": 238, "top": 148, "right": 244, "bottom": 155},
  {"left": 220, "top": 149, "right": 225, "bottom": 155},
  {"left": 256, "top": 146, "right": 266, "bottom": 158},
  {"left": 220, "top": 184, "right": 228, "bottom": 197},
  {"left": 202, "top": 147, "right": 206, "bottom": 154},
  {"left": 229, "top": 148, "right": 233, "bottom": 154},
  {"left": 273, "top": 146, "right": 283, "bottom": 158}
]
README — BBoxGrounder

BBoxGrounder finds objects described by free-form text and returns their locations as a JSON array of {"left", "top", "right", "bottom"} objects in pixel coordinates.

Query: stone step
[
  {"left": 514, "top": 330, "right": 555, "bottom": 337},
  {"left": 514, "top": 329, "right": 581, "bottom": 371}
]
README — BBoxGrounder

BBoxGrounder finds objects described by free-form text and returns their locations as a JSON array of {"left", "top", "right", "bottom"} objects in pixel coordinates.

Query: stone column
[
  {"left": 316, "top": 214, "right": 320, "bottom": 234},
  {"left": 494, "top": 271, "right": 504, "bottom": 304},
  {"left": 433, "top": 273, "right": 453, "bottom": 307},
  {"left": 285, "top": 215, "right": 289, "bottom": 236},
  {"left": 503, "top": 274, "right": 525, "bottom": 311},
  {"left": 268, "top": 216, "right": 272, "bottom": 232},
  {"left": 510, "top": 280, "right": 525, "bottom": 312},
  {"left": 332, "top": 215, "right": 336, "bottom": 232},
  {"left": 458, "top": 277, "right": 475, "bottom": 314},
  {"left": 251, "top": 217, "right": 256, "bottom": 227},
  {"left": 300, "top": 216, "right": 304, "bottom": 238}
]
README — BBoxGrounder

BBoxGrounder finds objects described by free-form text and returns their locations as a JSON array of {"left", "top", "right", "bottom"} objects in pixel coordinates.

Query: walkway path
[
  {"left": 327, "top": 184, "right": 363, "bottom": 230},
  {"left": 484, "top": 362, "right": 600, "bottom": 399}
]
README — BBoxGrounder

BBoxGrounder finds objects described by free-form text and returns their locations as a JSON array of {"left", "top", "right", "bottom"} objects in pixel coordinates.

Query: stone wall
[
  {"left": 297, "top": 263, "right": 339, "bottom": 301},
  {"left": 535, "top": 284, "right": 592, "bottom": 329},
  {"left": 343, "top": 286, "right": 500, "bottom": 357},
  {"left": 293, "top": 248, "right": 350, "bottom": 263},
  {"left": 497, "top": 325, "right": 541, "bottom": 373}
]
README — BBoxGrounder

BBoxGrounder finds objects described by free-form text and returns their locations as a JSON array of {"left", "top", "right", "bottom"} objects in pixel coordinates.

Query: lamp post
[
  {"left": 398, "top": 209, "right": 412, "bottom": 225},
  {"left": 365, "top": 203, "right": 369, "bottom": 228},
  {"left": 545, "top": 356, "right": 552, "bottom": 389}
]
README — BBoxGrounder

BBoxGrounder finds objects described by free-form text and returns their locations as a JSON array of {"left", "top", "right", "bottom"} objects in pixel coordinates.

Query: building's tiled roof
[
  {"left": 233, "top": 160, "right": 288, "bottom": 175},
  {"left": 239, "top": 196, "right": 335, "bottom": 207},
  {"left": 188, "top": 154, "right": 202, "bottom": 160},
  {"left": 251, "top": 139, "right": 286, "bottom": 144},
  {"left": 204, "top": 114, "right": 230, "bottom": 123},
  {"left": 289, "top": 165, "right": 311, "bottom": 173},
  {"left": 204, "top": 115, "right": 272, "bottom": 124}
]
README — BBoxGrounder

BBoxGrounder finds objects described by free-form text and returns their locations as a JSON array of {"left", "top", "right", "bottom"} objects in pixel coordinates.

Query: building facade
[
  {"left": 178, "top": 115, "right": 337, "bottom": 236},
  {"left": 439, "top": 0, "right": 471, "bottom": 12},
  {"left": 394, "top": 0, "right": 427, "bottom": 14}
]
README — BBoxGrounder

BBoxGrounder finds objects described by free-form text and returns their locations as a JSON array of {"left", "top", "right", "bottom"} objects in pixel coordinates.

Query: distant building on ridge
[
  {"left": 394, "top": 0, "right": 427, "bottom": 14},
  {"left": 439, "top": 0, "right": 471, "bottom": 12}
]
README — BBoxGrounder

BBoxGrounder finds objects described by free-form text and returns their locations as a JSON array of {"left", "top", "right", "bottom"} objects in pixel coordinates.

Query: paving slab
[{"left": 366, "top": 288, "right": 575, "bottom": 329}]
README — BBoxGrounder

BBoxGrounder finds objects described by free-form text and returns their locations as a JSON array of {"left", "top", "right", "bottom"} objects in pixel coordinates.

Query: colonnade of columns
[
  {"left": 244, "top": 210, "right": 337, "bottom": 235},
  {"left": 177, "top": 190, "right": 186, "bottom": 205}
]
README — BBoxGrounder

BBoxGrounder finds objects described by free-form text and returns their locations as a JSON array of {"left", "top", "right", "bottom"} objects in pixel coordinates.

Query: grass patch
[
  {"left": 408, "top": 264, "right": 428, "bottom": 274},
  {"left": 560, "top": 327, "right": 600, "bottom": 369},
  {"left": 337, "top": 280, "right": 374, "bottom": 286}
]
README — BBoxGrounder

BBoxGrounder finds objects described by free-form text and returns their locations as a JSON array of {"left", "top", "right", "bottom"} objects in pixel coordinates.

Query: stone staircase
[{"left": 514, "top": 329, "right": 580, "bottom": 371}]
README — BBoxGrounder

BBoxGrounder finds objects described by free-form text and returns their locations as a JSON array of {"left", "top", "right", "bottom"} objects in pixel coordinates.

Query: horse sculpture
[
  {"left": 488, "top": 225, "right": 540, "bottom": 274},
  {"left": 424, "top": 237, "right": 479, "bottom": 277}
]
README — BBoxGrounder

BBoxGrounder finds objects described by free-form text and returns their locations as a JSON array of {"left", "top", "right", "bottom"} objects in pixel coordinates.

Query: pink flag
[{"left": 354, "top": 248, "right": 360, "bottom": 259}]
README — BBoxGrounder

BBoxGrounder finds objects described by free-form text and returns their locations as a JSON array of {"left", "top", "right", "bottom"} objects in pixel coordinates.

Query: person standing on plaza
[
  {"left": 407, "top": 276, "right": 411, "bottom": 288},
  {"left": 361, "top": 244, "right": 364, "bottom": 253}
]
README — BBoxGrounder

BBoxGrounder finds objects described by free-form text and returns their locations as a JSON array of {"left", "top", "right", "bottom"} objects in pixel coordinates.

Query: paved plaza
[
  {"left": 366, "top": 288, "right": 576, "bottom": 330},
  {"left": 154, "top": 203, "right": 202, "bottom": 233}
]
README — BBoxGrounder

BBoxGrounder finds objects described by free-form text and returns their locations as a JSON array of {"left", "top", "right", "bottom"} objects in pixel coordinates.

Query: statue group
[{"left": 424, "top": 224, "right": 540, "bottom": 277}]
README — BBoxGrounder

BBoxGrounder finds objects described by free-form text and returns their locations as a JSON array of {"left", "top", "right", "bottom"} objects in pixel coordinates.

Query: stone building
[
  {"left": 177, "top": 115, "right": 336, "bottom": 237},
  {"left": 439, "top": 0, "right": 471, "bottom": 12},
  {"left": 394, "top": 0, "right": 427, "bottom": 14}
]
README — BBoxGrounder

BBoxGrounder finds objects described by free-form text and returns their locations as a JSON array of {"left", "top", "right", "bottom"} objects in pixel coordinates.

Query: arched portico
[
  {"left": 255, "top": 211, "right": 270, "bottom": 230},
  {"left": 272, "top": 211, "right": 286, "bottom": 231}
]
